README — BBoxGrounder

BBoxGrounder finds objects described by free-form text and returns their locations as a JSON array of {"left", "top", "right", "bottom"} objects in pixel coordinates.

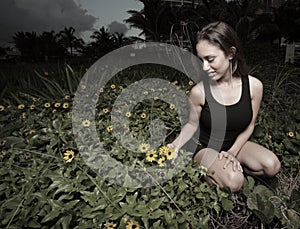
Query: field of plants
[{"left": 0, "top": 42, "right": 299, "bottom": 228}]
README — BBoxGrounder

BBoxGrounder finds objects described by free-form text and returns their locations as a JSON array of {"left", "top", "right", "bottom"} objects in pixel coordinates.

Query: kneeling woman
[{"left": 168, "top": 21, "right": 280, "bottom": 192}]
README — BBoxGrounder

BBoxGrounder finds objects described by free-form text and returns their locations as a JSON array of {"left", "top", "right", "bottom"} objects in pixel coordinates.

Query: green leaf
[
  {"left": 152, "top": 220, "right": 162, "bottom": 229},
  {"left": 177, "top": 180, "right": 188, "bottom": 195},
  {"left": 149, "top": 209, "right": 164, "bottom": 219},
  {"left": 247, "top": 192, "right": 275, "bottom": 224},
  {"left": 221, "top": 198, "right": 234, "bottom": 211},
  {"left": 243, "top": 176, "right": 255, "bottom": 197},
  {"left": 27, "top": 219, "right": 41, "bottom": 228},
  {"left": 64, "top": 200, "right": 80, "bottom": 208},
  {"left": 41, "top": 210, "right": 60, "bottom": 223},
  {"left": 2, "top": 136, "right": 25, "bottom": 148},
  {"left": 148, "top": 198, "right": 164, "bottom": 211},
  {"left": 61, "top": 215, "right": 72, "bottom": 229},
  {"left": 0, "top": 121, "right": 23, "bottom": 138}
]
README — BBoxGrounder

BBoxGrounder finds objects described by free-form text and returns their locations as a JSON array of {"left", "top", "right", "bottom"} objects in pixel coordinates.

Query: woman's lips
[{"left": 208, "top": 71, "right": 216, "bottom": 77}]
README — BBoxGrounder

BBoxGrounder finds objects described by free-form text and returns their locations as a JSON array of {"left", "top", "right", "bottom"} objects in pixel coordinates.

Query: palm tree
[
  {"left": 87, "top": 26, "right": 115, "bottom": 58},
  {"left": 125, "top": 0, "right": 175, "bottom": 41},
  {"left": 111, "top": 32, "right": 131, "bottom": 48},
  {"left": 58, "top": 27, "right": 84, "bottom": 56},
  {"left": 12, "top": 32, "right": 27, "bottom": 59},
  {"left": 90, "top": 26, "right": 112, "bottom": 43},
  {"left": 38, "top": 31, "right": 64, "bottom": 61},
  {"left": 12, "top": 31, "right": 39, "bottom": 60}
]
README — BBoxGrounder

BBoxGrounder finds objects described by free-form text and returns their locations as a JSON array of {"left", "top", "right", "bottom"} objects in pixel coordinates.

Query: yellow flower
[
  {"left": 165, "top": 148, "right": 175, "bottom": 160},
  {"left": 64, "top": 150, "right": 75, "bottom": 163},
  {"left": 172, "top": 80, "right": 178, "bottom": 85},
  {"left": 189, "top": 80, "right": 194, "bottom": 86},
  {"left": 199, "top": 165, "right": 208, "bottom": 176},
  {"left": 99, "top": 87, "right": 104, "bottom": 93},
  {"left": 82, "top": 120, "right": 91, "bottom": 127},
  {"left": 139, "top": 143, "right": 149, "bottom": 153},
  {"left": 141, "top": 113, "right": 147, "bottom": 119},
  {"left": 107, "top": 125, "right": 113, "bottom": 132},
  {"left": 44, "top": 71, "right": 49, "bottom": 76},
  {"left": 52, "top": 109, "right": 57, "bottom": 113},
  {"left": 126, "top": 112, "right": 132, "bottom": 117},
  {"left": 157, "top": 157, "right": 166, "bottom": 167},
  {"left": 159, "top": 145, "right": 169, "bottom": 155},
  {"left": 103, "top": 108, "right": 109, "bottom": 114},
  {"left": 111, "top": 84, "right": 116, "bottom": 89},
  {"left": 62, "top": 103, "right": 69, "bottom": 109},
  {"left": 159, "top": 145, "right": 175, "bottom": 160},
  {"left": 28, "top": 130, "right": 36, "bottom": 135},
  {"left": 143, "top": 91, "right": 148, "bottom": 95},
  {"left": 146, "top": 149, "right": 158, "bottom": 162},
  {"left": 64, "top": 95, "right": 71, "bottom": 100},
  {"left": 29, "top": 104, "right": 35, "bottom": 110},
  {"left": 44, "top": 102, "right": 51, "bottom": 108},
  {"left": 54, "top": 102, "right": 61, "bottom": 108},
  {"left": 169, "top": 103, "right": 175, "bottom": 110},
  {"left": 18, "top": 104, "right": 25, "bottom": 110},
  {"left": 0, "top": 140, "right": 6, "bottom": 146},
  {"left": 22, "top": 112, "right": 26, "bottom": 119},
  {"left": 126, "top": 220, "right": 140, "bottom": 229},
  {"left": 0, "top": 105, "right": 5, "bottom": 111},
  {"left": 0, "top": 151, "right": 6, "bottom": 158},
  {"left": 153, "top": 97, "right": 159, "bottom": 100},
  {"left": 288, "top": 132, "right": 294, "bottom": 137},
  {"left": 32, "top": 97, "right": 38, "bottom": 102},
  {"left": 267, "top": 135, "right": 272, "bottom": 140},
  {"left": 103, "top": 221, "right": 117, "bottom": 229},
  {"left": 81, "top": 84, "right": 86, "bottom": 90},
  {"left": 24, "top": 152, "right": 31, "bottom": 160}
]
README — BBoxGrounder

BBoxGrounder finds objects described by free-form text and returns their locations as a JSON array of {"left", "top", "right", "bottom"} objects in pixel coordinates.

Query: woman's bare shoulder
[
  {"left": 189, "top": 81, "right": 205, "bottom": 106},
  {"left": 248, "top": 75, "right": 263, "bottom": 89},
  {"left": 248, "top": 75, "right": 263, "bottom": 98}
]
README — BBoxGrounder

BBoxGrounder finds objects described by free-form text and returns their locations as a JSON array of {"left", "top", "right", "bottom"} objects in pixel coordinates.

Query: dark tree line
[
  {"left": 8, "top": 26, "right": 136, "bottom": 62},
  {"left": 125, "top": 0, "right": 300, "bottom": 47},
  {"left": 2, "top": 0, "right": 300, "bottom": 62}
]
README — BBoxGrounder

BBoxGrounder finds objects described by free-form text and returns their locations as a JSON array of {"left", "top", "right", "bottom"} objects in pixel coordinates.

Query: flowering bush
[{"left": 0, "top": 64, "right": 299, "bottom": 228}]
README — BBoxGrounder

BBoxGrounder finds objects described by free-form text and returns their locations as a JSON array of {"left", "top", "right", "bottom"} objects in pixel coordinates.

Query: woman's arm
[{"left": 168, "top": 83, "right": 204, "bottom": 152}]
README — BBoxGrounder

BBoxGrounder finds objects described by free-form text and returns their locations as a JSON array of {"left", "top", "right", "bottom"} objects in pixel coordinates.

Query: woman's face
[{"left": 196, "top": 39, "right": 232, "bottom": 81}]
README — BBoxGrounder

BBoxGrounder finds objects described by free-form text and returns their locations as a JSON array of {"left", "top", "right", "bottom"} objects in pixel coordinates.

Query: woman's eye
[{"left": 207, "top": 57, "right": 214, "bottom": 62}]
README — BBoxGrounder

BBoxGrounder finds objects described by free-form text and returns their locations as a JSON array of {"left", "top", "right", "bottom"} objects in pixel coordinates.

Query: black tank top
[{"left": 198, "top": 75, "right": 253, "bottom": 152}]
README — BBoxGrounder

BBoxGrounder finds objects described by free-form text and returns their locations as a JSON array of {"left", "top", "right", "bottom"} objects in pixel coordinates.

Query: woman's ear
[{"left": 229, "top": 46, "right": 236, "bottom": 60}]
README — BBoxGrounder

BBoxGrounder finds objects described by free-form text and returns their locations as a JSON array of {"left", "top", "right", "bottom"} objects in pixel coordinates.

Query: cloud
[
  {"left": 108, "top": 21, "right": 129, "bottom": 35},
  {"left": 0, "top": 0, "right": 97, "bottom": 43}
]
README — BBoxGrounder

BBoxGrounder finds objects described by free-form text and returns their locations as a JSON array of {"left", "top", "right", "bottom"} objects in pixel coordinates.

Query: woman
[{"left": 168, "top": 21, "right": 280, "bottom": 192}]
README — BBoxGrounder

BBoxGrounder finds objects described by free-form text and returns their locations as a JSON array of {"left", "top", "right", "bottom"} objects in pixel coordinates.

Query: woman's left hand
[{"left": 218, "top": 151, "right": 243, "bottom": 172}]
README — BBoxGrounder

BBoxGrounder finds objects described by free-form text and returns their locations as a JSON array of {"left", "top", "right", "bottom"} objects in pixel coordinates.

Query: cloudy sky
[{"left": 0, "top": 0, "right": 143, "bottom": 45}]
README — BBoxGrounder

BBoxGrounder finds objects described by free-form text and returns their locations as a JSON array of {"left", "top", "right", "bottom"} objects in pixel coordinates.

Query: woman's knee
[
  {"left": 194, "top": 148, "right": 219, "bottom": 168},
  {"left": 224, "top": 171, "right": 245, "bottom": 192},
  {"left": 263, "top": 155, "right": 281, "bottom": 177}
]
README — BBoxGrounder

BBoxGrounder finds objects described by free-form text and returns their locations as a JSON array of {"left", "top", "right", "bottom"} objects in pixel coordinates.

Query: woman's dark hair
[{"left": 196, "top": 21, "right": 248, "bottom": 77}]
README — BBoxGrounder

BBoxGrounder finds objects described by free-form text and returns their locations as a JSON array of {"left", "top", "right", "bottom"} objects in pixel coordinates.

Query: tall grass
[{"left": 0, "top": 62, "right": 85, "bottom": 103}]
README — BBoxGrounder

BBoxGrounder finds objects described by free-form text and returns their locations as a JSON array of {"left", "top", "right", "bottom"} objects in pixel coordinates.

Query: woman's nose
[{"left": 202, "top": 60, "right": 210, "bottom": 71}]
